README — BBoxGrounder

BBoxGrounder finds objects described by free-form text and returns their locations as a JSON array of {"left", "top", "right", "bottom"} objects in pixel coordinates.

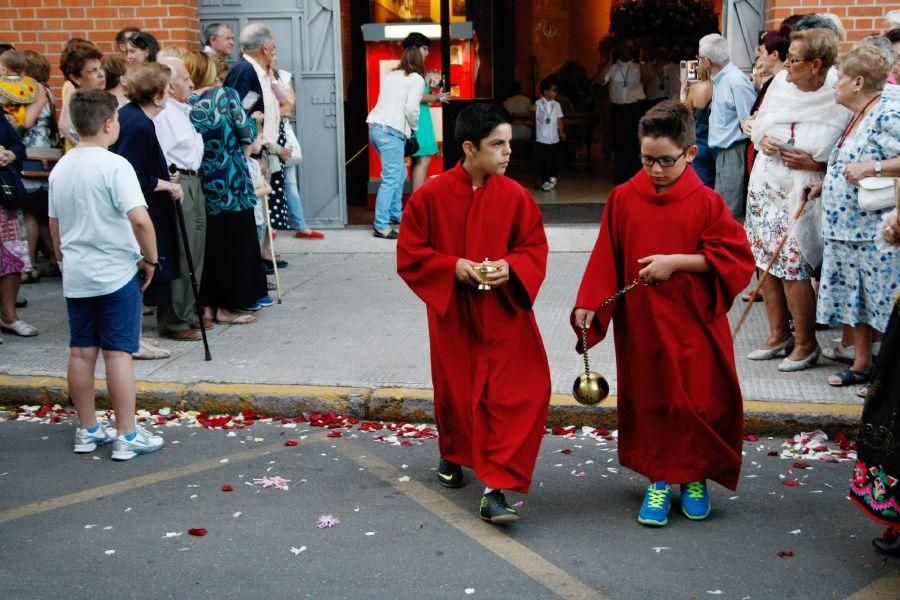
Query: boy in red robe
[
  {"left": 397, "top": 103, "right": 551, "bottom": 524},
  {"left": 571, "top": 100, "right": 754, "bottom": 527}
]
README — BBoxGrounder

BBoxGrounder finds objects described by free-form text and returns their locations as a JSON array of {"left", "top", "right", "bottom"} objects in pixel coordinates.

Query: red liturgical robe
[
  {"left": 572, "top": 167, "right": 754, "bottom": 490},
  {"left": 398, "top": 163, "right": 551, "bottom": 493}
]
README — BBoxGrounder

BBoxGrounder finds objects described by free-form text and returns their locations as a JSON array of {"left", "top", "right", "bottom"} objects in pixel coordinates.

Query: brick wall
[
  {"left": 0, "top": 0, "right": 199, "bottom": 101},
  {"left": 765, "top": 1, "right": 900, "bottom": 44}
]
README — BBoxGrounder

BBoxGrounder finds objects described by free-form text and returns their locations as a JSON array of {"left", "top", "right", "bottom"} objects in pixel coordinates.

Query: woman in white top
[{"left": 365, "top": 46, "right": 426, "bottom": 239}]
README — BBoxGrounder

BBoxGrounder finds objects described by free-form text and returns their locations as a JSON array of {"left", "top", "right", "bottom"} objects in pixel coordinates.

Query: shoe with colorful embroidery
[
  {"left": 479, "top": 490, "right": 520, "bottom": 523},
  {"left": 638, "top": 481, "right": 671, "bottom": 527},
  {"left": 680, "top": 481, "right": 711, "bottom": 520}
]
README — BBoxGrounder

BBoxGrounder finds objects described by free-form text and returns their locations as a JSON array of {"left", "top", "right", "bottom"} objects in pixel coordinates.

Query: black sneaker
[
  {"left": 479, "top": 490, "right": 521, "bottom": 523},
  {"left": 437, "top": 459, "right": 464, "bottom": 488}
]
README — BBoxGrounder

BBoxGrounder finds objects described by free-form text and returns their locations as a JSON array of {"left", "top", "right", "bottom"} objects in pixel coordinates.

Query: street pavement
[
  {"left": 0, "top": 226, "right": 863, "bottom": 406},
  {"left": 0, "top": 414, "right": 897, "bottom": 599}
]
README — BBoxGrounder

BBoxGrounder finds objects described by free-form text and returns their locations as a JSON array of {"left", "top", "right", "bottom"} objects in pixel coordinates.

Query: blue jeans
[
  {"left": 369, "top": 124, "right": 405, "bottom": 231},
  {"left": 283, "top": 166, "right": 307, "bottom": 231}
]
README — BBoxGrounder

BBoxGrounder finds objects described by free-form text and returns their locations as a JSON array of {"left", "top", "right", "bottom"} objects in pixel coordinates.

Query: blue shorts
[{"left": 66, "top": 274, "right": 142, "bottom": 353}]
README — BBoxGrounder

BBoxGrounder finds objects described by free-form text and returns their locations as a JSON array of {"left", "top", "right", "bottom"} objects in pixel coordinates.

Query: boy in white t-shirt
[
  {"left": 48, "top": 89, "right": 164, "bottom": 461},
  {"left": 534, "top": 76, "right": 565, "bottom": 191}
]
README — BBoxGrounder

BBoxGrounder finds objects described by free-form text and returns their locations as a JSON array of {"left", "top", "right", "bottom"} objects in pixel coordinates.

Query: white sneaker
[
  {"left": 111, "top": 425, "right": 164, "bottom": 461},
  {"left": 548, "top": 177, "right": 557, "bottom": 189},
  {"left": 73, "top": 422, "right": 118, "bottom": 453},
  {"left": 541, "top": 181, "right": 553, "bottom": 191}
]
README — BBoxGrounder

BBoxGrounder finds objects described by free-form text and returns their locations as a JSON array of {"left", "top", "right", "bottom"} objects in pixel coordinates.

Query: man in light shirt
[
  {"left": 155, "top": 57, "right": 207, "bottom": 341},
  {"left": 699, "top": 33, "right": 757, "bottom": 220},
  {"left": 603, "top": 38, "right": 646, "bottom": 183}
]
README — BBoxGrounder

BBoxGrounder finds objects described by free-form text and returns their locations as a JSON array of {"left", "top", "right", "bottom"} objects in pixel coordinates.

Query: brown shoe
[
  {"left": 163, "top": 329, "right": 202, "bottom": 341},
  {"left": 190, "top": 320, "right": 214, "bottom": 331}
]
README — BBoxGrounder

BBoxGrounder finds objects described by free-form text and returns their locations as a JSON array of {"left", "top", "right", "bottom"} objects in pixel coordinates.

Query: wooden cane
[
  {"left": 261, "top": 193, "right": 283, "bottom": 304},
  {"left": 732, "top": 188, "right": 812, "bottom": 337}
]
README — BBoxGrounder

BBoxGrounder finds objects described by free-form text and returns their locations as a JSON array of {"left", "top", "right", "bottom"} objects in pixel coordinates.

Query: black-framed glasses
[{"left": 639, "top": 151, "right": 686, "bottom": 167}]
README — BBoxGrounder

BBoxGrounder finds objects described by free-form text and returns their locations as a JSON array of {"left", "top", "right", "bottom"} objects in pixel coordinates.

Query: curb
[{"left": 0, "top": 375, "right": 862, "bottom": 436}]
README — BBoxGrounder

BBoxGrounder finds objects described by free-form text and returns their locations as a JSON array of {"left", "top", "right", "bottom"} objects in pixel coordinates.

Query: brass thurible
[
  {"left": 475, "top": 258, "right": 498, "bottom": 291},
  {"left": 573, "top": 320, "right": 610, "bottom": 406}
]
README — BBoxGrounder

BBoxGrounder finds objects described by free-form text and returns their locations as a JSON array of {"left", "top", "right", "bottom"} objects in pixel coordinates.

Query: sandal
[
  {"left": 216, "top": 314, "right": 257, "bottom": 325},
  {"left": 857, "top": 385, "right": 869, "bottom": 399},
  {"left": 827, "top": 367, "right": 869, "bottom": 387},
  {"left": 20, "top": 270, "right": 40, "bottom": 284},
  {"left": 0, "top": 319, "right": 38, "bottom": 337}
]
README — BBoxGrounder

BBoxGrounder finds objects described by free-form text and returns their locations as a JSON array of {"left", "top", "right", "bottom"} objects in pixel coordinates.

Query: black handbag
[
  {"left": 404, "top": 133, "right": 419, "bottom": 157},
  {"left": 0, "top": 168, "right": 25, "bottom": 210}
]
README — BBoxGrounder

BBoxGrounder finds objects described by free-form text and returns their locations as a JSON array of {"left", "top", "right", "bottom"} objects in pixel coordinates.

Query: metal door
[
  {"left": 722, "top": 0, "right": 766, "bottom": 72},
  {"left": 200, "top": 0, "right": 347, "bottom": 227}
]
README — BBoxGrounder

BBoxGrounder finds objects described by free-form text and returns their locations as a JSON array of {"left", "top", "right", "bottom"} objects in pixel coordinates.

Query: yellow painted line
[
  {"left": 0, "top": 433, "right": 325, "bottom": 525},
  {"left": 191, "top": 382, "right": 369, "bottom": 398},
  {"left": 846, "top": 570, "right": 900, "bottom": 599},
  {"left": 743, "top": 399, "right": 862, "bottom": 416},
  {"left": 335, "top": 441, "right": 607, "bottom": 600}
]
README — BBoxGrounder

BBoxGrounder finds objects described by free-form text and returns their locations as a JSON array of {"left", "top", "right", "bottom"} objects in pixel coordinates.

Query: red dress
[
  {"left": 572, "top": 167, "right": 754, "bottom": 490},
  {"left": 398, "top": 163, "right": 551, "bottom": 493}
]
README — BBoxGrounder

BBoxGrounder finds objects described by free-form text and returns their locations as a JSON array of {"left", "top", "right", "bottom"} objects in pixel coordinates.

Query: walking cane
[
  {"left": 169, "top": 165, "right": 212, "bottom": 361},
  {"left": 732, "top": 187, "right": 812, "bottom": 338},
  {"left": 261, "top": 192, "right": 283, "bottom": 304}
]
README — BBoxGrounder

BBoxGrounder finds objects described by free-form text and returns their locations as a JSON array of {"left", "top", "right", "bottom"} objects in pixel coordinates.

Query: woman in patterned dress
[
  {"left": 183, "top": 51, "right": 267, "bottom": 325},
  {"left": 743, "top": 29, "right": 849, "bottom": 372},
  {"left": 811, "top": 45, "right": 900, "bottom": 388}
]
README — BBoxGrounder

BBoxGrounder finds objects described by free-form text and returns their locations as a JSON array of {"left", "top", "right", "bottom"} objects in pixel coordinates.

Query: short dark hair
[
  {"left": 886, "top": 28, "right": 900, "bottom": 44},
  {"left": 204, "top": 23, "right": 231, "bottom": 46},
  {"left": 0, "top": 43, "right": 14, "bottom": 55},
  {"left": 760, "top": 30, "right": 789, "bottom": 61},
  {"left": 779, "top": 14, "right": 807, "bottom": 35},
  {"left": 638, "top": 99, "right": 695, "bottom": 149},
  {"left": 115, "top": 27, "right": 140, "bottom": 46},
  {"left": 539, "top": 75, "right": 558, "bottom": 93},
  {"left": 102, "top": 53, "right": 128, "bottom": 90},
  {"left": 60, "top": 42, "right": 103, "bottom": 85},
  {"left": 402, "top": 32, "right": 429, "bottom": 49},
  {"left": 0, "top": 49, "right": 26, "bottom": 73},
  {"left": 68, "top": 89, "right": 118, "bottom": 137},
  {"left": 794, "top": 14, "right": 838, "bottom": 34},
  {"left": 124, "top": 62, "right": 170, "bottom": 104},
  {"left": 454, "top": 103, "right": 510, "bottom": 149},
  {"left": 128, "top": 31, "right": 160, "bottom": 62}
]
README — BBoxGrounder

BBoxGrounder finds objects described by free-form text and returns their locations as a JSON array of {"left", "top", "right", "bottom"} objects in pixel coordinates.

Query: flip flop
[
  {"left": 132, "top": 339, "right": 171, "bottom": 360},
  {"left": 218, "top": 314, "right": 257, "bottom": 325}
]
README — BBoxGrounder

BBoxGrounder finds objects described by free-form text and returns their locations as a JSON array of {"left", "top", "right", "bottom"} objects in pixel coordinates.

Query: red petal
[
  {"left": 560, "top": 449, "right": 573, "bottom": 454},
  {"left": 221, "top": 485, "right": 233, "bottom": 492},
  {"left": 327, "top": 431, "right": 342, "bottom": 438},
  {"left": 188, "top": 528, "right": 207, "bottom": 536},
  {"left": 743, "top": 434, "right": 759, "bottom": 442},
  {"left": 767, "top": 451, "right": 779, "bottom": 457},
  {"left": 792, "top": 461, "right": 810, "bottom": 470},
  {"left": 781, "top": 479, "right": 801, "bottom": 487},
  {"left": 284, "top": 440, "right": 299, "bottom": 447},
  {"left": 776, "top": 551, "right": 794, "bottom": 558}
]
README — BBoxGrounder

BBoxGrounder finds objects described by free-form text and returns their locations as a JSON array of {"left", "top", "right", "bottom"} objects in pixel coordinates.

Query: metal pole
[{"left": 440, "top": 0, "right": 451, "bottom": 93}]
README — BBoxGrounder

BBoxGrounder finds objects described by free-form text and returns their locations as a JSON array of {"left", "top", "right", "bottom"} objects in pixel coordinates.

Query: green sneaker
[
  {"left": 638, "top": 481, "right": 671, "bottom": 527},
  {"left": 437, "top": 459, "right": 464, "bottom": 488},
  {"left": 479, "top": 490, "right": 521, "bottom": 523},
  {"left": 680, "top": 481, "right": 711, "bottom": 520}
]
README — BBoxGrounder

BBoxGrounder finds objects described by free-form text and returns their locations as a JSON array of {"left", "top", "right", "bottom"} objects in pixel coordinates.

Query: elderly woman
[
  {"left": 183, "top": 51, "right": 267, "bottom": 324},
  {"left": 744, "top": 29, "right": 850, "bottom": 371},
  {"left": 849, "top": 202, "right": 900, "bottom": 557},
  {"left": 110, "top": 63, "right": 183, "bottom": 358},
  {"left": 811, "top": 45, "right": 900, "bottom": 389},
  {"left": 58, "top": 42, "right": 105, "bottom": 150},
  {"left": 0, "top": 113, "right": 37, "bottom": 338}
]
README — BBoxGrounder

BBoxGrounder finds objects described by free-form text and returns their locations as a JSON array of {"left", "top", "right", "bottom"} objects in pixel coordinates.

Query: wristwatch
[
  {"left": 143, "top": 258, "right": 160, "bottom": 270},
  {"left": 874, "top": 160, "right": 883, "bottom": 177}
]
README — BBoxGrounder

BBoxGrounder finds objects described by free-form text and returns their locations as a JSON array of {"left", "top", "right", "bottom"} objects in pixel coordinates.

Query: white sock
[{"left": 484, "top": 487, "right": 495, "bottom": 495}]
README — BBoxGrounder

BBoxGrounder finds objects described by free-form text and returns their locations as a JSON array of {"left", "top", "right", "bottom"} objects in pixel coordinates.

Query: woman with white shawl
[{"left": 744, "top": 29, "right": 850, "bottom": 372}]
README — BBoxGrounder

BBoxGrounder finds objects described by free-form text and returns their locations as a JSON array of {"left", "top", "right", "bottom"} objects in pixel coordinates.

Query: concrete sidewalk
[{"left": 0, "top": 226, "right": 864, "bottom": 431}]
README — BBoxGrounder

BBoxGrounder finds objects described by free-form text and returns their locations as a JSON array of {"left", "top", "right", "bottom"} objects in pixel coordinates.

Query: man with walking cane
[{"left": 155, "top": 57, "right": 210, "bottom": 345}]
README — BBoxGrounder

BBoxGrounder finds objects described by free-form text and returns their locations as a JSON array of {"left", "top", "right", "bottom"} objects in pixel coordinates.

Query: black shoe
[
  {"left": 262, "top": 257, "right": 288, "bottom": 269},
  {"left": 373, "top": 228, "right": 398, "bottom": 240},
  {"left": 873, "top": 535, "right": 900, "bottom": 557},
  {"left": 479, "top": 490, "right": 521, "bottom": 524},
  {"left": 437, "top": 459, "right": 464, "bottom": 488},
  {"left": 15, "top": 298, "right": 27, "bottom": 308}
]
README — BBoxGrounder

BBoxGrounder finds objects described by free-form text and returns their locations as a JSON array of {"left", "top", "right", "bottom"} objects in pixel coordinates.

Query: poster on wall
[{"left": 452, "top": 0, "right": 466, "bottom": 17}]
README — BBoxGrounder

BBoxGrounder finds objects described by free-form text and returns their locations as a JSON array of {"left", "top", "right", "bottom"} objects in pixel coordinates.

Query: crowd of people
[
  {"left": 0, "top": 23, "right": 325, "bottom": 350},
  {"left": 0, "top": 9, "right": 898, "bottom": 554}
]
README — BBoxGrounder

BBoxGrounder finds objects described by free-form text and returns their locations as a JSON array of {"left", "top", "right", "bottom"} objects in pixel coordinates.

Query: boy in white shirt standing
[
  {"left": 48, "top": 89, "right": 164, "bottom": 461},
  {"left": 534, "top": 76, "right": 565, "bottom": 191}
]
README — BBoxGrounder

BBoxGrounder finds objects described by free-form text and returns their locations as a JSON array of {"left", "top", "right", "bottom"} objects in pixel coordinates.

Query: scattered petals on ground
[
  {"left": 780, "top": 430, "right": 856, "bottom": 463},
  {"left": 290, "top": 546, "right": 307, "bottom": 555},
  {"left": 777, "top": 551, "right": 795, "bottom": 558},
  {"left": 316, "top": 514, "right": 340, "bottom": 528},
  {"left": 188, "top": 528, "right": 207, "bottom": 537},
  {"left": 221, "top": 485, "right": 233, "bottom": 492},
  {"left": 253, "top": 476, "right": 291, "bottom": 490}
]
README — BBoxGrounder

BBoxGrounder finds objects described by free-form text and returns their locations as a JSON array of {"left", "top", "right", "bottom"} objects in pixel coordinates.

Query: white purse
[{"left": 858, "top": 177, "right": 898, "bottom": 212}]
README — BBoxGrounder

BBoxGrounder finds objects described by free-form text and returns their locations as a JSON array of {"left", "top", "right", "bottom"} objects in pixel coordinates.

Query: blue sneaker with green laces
[
  {"left": 638, "top": 481, "right": 671, "bottom": 527},
  {"left": 680, "top": 481, "right": 711, "bottom": 520}
]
